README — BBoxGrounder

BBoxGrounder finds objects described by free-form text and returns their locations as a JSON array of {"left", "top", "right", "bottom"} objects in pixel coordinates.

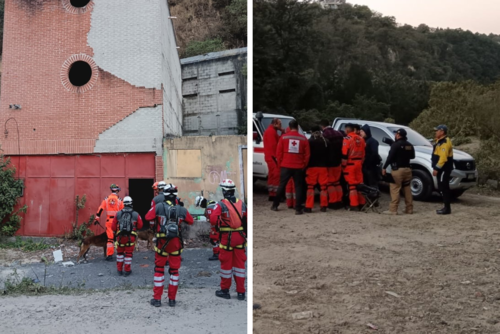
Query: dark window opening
[
  {"left": 68, "top": 61, "right": 92, "bottom": 87},
  {"left": 70, "top": 0, "right": 91, "bottom": 8},
  {"left": 183, "top": 93, "right": 198, "bottom": 98},
  {"left": 218, "top": 71, "right": 235, "bottom": 76},
  {"left": 219, "top": 89, "right": 236, "bottom": 93},
  {"left": 183, "top": 77, "right": 198, "bottom": 82},
  {"left": 128, "top": 179, "right": 154, "bottom": 227}
]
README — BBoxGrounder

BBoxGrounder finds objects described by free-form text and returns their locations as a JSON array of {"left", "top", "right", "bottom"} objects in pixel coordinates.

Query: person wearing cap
[
  {"left": 382, "top": 128, "right": 415, "bottom": 215},
  {"left": 95, "top": 184, "right": 124, "bottom": 260},
  {"left": 319, "top": 119, "right": 344, "bottom": 210},
  {"left": 432, "top": 125, "right": 454, "bottom": 215}
]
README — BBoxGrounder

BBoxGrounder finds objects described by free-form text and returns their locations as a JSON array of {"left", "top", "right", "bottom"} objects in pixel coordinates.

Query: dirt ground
[
  {"left": 0, "top": 288, "right": 246, "bottom": 334},
  {"left": 253, "top": 182, "right": 500, "bottom": 334}
]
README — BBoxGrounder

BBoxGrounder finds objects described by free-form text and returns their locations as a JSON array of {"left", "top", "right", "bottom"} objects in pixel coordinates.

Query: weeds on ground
[{"left": 0, "top": 237, "right": 50, "bottom": 252}]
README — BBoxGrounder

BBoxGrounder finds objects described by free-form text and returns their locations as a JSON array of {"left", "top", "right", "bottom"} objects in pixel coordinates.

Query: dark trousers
[
  {"left": 362, "top": 166, "right": 379, "bottom": 189},
  {"left": 273, "top": 167, "right": 305, "bottom": 211},
  {"left": 437, "top": 169, "right": 452, "bottom": 208}
]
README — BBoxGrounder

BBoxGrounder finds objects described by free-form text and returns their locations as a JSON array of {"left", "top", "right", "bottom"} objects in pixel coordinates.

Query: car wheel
[
  {"left": 450, "top": 189, "right": 465, "bottom": 199},
  {"left": 411, "top": 169, "right": 433, "bottom": 201}
]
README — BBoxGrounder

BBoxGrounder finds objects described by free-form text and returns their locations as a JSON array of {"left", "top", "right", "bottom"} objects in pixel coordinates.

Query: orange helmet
[{"left": 152, "top": 182, "right": 159, "bottom": 190}]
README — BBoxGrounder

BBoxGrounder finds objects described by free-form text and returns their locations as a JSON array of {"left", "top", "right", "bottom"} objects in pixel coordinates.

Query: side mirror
[{"left": 382, "top": 137, "right": 394, "bottom": 145}]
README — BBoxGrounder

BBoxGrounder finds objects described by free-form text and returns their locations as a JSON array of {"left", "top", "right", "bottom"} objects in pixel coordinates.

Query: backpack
[
  {"left": 160, "top": 203, "right": 180, "bottom": 239},
  {"left": 119, "top": 209, "right": 134, "bottom": 235},
  {"left": 223, "top": 200, "right": 244, "bottom": 230}
]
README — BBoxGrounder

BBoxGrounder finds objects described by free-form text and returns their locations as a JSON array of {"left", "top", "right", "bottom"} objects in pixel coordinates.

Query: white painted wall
[{"left": 94, "top": 106, "right": 163, "bottom": 155}]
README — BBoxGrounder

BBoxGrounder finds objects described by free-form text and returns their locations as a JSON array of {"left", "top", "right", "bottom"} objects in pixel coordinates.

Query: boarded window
[{"left": 176, "top": 150, "right": 202, "bottom": 177}]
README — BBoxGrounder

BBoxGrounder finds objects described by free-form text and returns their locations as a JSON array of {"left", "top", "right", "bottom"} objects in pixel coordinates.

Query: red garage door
[{"left": 11, "top": 153, "right": 156, "bottom": 236}]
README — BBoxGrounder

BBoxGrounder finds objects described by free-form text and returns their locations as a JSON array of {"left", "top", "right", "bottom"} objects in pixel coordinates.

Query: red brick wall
[{"left": 0, "top": 0, "right": 163, "bottom": 155}]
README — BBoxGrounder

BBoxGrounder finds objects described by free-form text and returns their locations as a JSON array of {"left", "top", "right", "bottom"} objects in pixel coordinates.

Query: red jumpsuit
[
  {"left": 96, "top": 193, "right": 124, "bottom": 257},
  {"left": 111, "top": 209, "right": 143, "bottom": 273},
  {"left": 263, "top": 125, "right": 281, "bottom": 198},
  {"left": 210, "top": 199, "right": 247, "bottom": 293},
  {"left": 205, "top": 201, "right": 219, "bottom": 257},
  {"left": 145, "top": 200, "right": 194, "bottom": 301},
  {"left": 342, "top": 133, "right": 366, "bottom": 207}
]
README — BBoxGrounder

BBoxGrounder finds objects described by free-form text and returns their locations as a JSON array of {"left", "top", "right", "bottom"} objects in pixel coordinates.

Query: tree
[{"left": 0, "top": 151, "right": 27, "bottom": 236}]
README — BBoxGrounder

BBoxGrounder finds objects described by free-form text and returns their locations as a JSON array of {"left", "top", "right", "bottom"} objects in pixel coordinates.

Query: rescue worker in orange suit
[
  {"left": 305, "top": 126, "right": 329, "bottom": 213},
  {"left": 95, "top": 184, "right": 124, "bottom": 261},
  {"left": 209, "top": 179, "right": 247, "bottom": 300},
  {"left": 284, "top": 127, "right": 296, "bottom": 209},
  {"left": 342, "top": 124, "right": 366, "bottom": 211},
  {"left": 271, "top": 120, "right": 310, "bottom": 214},
  {"left": 195, "top": 195, "right": 219, "bottom": 261},
  {"left": 111, "top": 196, "right": 143, "bottom": 276},
  {"left": 152, "top": 182, "right": 160, "bottom": 197},
  {"left": 145, "top": 184, "right": 194, "bottom": 307},
  {"left": 263, "top": 118, "right": 283, "bottom": 201},
  {"left": 320, "top": 119, "right": 344, "bottom": 210}
]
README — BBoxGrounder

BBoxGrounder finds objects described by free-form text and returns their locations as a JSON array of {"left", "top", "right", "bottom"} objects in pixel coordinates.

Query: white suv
[
  {"left": 253, "top": 112, "right": 305, "bottom": 180},
  {"left": 333, "top": 118, "right": 478, "bottom": 200}
]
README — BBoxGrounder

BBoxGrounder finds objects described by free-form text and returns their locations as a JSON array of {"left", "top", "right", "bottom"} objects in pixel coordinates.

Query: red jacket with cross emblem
[{"left": 276, "top": 130, "right": 310, "bottom": 169}]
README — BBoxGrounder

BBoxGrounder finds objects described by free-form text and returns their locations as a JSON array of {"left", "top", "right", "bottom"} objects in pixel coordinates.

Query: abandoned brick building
[{"left": 0, "top": 0, "right": 182, "bottom": 236}]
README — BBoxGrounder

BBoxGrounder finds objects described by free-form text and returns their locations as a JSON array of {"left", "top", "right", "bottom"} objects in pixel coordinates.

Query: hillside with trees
[{"left": 254, "top": 0, "right": 500, "bottom": 129}]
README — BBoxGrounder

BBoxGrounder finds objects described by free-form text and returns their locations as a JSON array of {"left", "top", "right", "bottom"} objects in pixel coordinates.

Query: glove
[
  {"left": 178, "top": 200, "right": 184, "bottom": 207},
  {"left": 93, "top": 219, "right": 99, "bottom": 226}
]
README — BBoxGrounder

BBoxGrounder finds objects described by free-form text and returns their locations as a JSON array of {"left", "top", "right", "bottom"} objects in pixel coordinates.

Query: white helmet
[
  {"left": 195, "top": 195, "right": 205, "bottom": 207},
  {"left": 158, "top": 181, "right": 167, "bottom": 190},
  {"left": 123, "top": 196, "right": 133, "bottom": 206},
  {"left": 163, "top": 183, "right": 178, "bottom": 197},
  {"left": 220, "top": 179, "right": 236, "bottom": 190}
]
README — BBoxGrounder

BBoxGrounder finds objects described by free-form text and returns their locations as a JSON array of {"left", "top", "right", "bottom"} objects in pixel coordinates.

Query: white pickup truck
[
  {"left": 333, "top": 118, "right": 478, "bottom": 200},
  {"left": 252, "top": 112, "right": 306, "bottom": 181}
]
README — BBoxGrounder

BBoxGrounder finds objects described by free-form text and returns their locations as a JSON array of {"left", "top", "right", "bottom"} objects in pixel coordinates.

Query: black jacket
[
  {"left": 361, "top": 125, "right": 380, "bottom": 170},
  {"left": 308, "top": 133, "right": 330, "bottom": 168},
  {"left": 322, "top": 126, "right": 343, "bottom": 167},
  {"left": 383, "top": 138, "right": 415, "bottom": 170}
]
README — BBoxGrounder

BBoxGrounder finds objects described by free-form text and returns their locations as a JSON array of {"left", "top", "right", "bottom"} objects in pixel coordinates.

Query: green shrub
[{"left": 184, "top": 38, "right": 226, "bottom": 58}]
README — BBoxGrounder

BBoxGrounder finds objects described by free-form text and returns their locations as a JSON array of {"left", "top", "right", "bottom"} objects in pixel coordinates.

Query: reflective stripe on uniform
[
  {"left": 233, "top": 267, "right": 246, "bottom": 278},
  {"left": 116, "top": 255, "right": 124, "bottom": 263},
  {"left": 124, "top": 257, "right": 132, "bottom": 264},
  {"left": 154, "top": 246, "right": 183, "bottom": 257},
  {"left": 220, "top": 268, "right": 233, "bottom": 279},
  {"left": 219, "top": 243, "right": 246, "bottom": 251},
  {"left": 169, "top": 275, "right": 179, "bottom": 286},
  {"left": 219, "top": 227, "right": 244, "bottom": 232}
]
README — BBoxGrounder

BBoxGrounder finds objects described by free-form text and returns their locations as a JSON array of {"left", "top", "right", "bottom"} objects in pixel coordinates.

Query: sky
[{"left": 347, "top": 0, "right": 500, "bottom": 35}]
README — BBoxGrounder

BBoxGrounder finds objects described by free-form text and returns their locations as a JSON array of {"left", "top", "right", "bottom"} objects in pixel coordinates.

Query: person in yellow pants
[{"left": 95, "top": 184, "right": 124, "bottom": 261}]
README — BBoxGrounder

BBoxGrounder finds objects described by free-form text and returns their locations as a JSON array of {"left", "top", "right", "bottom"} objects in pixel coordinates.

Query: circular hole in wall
[
  {"left": 68, "top": 61, "right": 92, "bottom": 87},
  {"left": 70, "top": 0, "right": 90, "bottom": 7}
]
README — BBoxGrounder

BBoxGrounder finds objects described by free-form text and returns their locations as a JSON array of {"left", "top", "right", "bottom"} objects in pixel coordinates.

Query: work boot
[
  {"left": 349, "top": 206, "right": 360, "bottom": 212},
  {"left": 117, "top": 270, "right": 123, "bottom": 276},
  {"left": 382, "top": 210, "right": 397, "bottom": 215},
  {"left": 150, "top": 299, "right": 161, "bottom": 307},
  {"left": 124, "top": 270, "right": 131, "bottom": 277},
  {"left": 288, "top": 206, "right": 294, "bottom": 209},
  {"left": 208, "top": 254, "right": 219, "bottom": 261},
  {"left": 436, "top": 207, "right": 451, "bottom": 215},
  {"left": 169, "top": 299, "right": 176, "bottom": 307},
  {"left": 270, "top": 205, "right": 278, "bottom": 211},
  {"left": 268, "top": 196, "right": 275, "bottom": 202},
  {"left": 216, "top": 289, "right": 231, "bottom": 299},
  {"left": 304, "top": 208, "right": 312, "bottom": 213},
  {"left": 106, "top": 256, "right": 113, "bottom": 261},
  {"left": 320, "top": 207, "right": 327, "bottom": 212},
  {"left": 237, "top": 293, "right": 245, "bottom": 301},
  {"left": 295, "top": 210, "right": 303, "bottom": 215},
  {"left": 405, "top": 209, "right": 413, "bottom": 214}
]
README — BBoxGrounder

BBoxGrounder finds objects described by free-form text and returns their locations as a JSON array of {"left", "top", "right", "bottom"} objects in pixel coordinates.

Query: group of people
[
  {"left": 93, "top": 179, "right": 247, "bottom": 308},
  {"left": 264, "top": 118, "right": 454, "bottom": 215}
]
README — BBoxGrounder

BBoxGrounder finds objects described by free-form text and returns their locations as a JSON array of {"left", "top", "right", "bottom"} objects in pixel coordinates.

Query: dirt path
[
  {"left": 0, "top": 288, "right": 246, "bottom": 334},
  {"left": 253, "top": 182, "right": 500, "bottom": 334}
]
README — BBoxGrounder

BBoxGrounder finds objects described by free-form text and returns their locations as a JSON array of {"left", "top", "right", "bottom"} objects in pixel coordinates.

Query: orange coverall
[{"left": 96, "top": 193, "right": 124, "bottom": 257}]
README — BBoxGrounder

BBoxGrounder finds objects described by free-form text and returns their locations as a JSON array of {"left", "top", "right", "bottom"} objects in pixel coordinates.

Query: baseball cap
[
  {"left": 396, "top": 128, "right": 407, "bottom": 137},
  {"left": 434, "top": 124, "right": 448, "bottom": 132}
]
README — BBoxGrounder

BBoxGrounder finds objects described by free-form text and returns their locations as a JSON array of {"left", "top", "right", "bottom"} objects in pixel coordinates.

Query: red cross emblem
[
  {"left": 228, "top": 180, "right": 233, "bottom": 184},
  {"left": 291, "top": 140, "right": 297, "bottom": 146}
]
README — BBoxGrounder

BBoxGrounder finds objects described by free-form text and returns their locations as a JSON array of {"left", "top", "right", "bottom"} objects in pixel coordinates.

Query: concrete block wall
[{"left": 180, "top": 50, "right": 247, "bottom": 136}]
